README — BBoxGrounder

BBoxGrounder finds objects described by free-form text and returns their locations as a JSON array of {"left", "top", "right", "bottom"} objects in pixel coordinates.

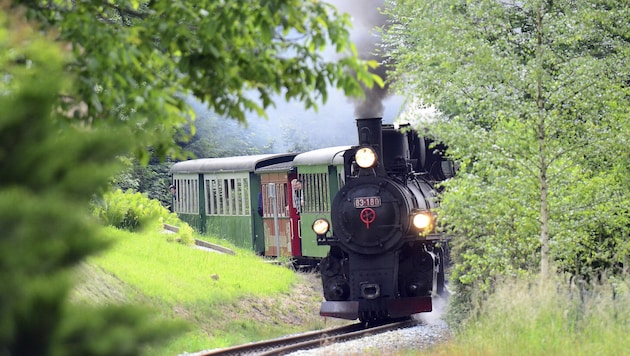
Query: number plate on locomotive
[{"left": 353, "top": 196, "right": 382, "bottom": 208}]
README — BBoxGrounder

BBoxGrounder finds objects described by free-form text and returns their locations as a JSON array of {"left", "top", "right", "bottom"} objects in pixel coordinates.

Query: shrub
[{"left": 92, "top": 189, "right": 195, "bottom": 244}]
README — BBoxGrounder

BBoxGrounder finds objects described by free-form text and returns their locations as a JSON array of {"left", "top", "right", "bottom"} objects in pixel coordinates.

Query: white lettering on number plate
[{"left": 354, "top": 196, "right": 382, "bottom": 208}]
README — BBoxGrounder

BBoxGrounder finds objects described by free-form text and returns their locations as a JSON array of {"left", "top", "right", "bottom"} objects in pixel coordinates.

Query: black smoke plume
[{"left": 329, "top": 0, "right": 391, "bottom": 118}]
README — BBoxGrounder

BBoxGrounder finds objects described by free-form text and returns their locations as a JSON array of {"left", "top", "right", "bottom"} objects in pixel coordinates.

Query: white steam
[{"left": 413, "top": 295, "right": 449, "bottom": 326}]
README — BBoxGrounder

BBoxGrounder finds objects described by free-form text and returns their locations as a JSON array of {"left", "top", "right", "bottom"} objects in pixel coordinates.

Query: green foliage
[
  {"left": 0, "top": 9, "right": 183, "bottom": 355},
  {"left": 93, "top": 189, "right": 195, "bottom": 244},
  {"left": 112, "top": 156, "right": 174, "bottom": 208},
  {"left": 385, "top": 0, "right": 630, "bottom": 320},
  {"left": 15, "top": 0, "right": 382, "bottom": 160}
]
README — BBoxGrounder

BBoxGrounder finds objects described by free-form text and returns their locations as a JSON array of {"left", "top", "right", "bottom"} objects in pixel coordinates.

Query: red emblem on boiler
[{"left": 359, "top": 208, "right": 376, "bottom": 229}]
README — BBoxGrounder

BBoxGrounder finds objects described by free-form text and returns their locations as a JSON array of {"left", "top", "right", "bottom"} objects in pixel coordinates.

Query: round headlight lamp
[
  {"left": 412, "top": 211, "right": 434, "bottom": 231},
  {"left": 355, "top": 147, "right": 377, "bottom": 168},
  {"left": 312, "top": 218, "right": 330, "bottom": 235}
]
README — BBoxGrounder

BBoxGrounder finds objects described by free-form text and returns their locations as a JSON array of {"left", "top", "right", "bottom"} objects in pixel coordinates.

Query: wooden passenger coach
[{"left": 255, "top": 161, "right": 300, "bottom": 258}]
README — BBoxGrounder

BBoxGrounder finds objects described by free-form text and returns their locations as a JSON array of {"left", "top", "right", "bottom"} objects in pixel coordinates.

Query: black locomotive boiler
[{"left": 312, "top": 117, "right": 452, "bottom": 323}]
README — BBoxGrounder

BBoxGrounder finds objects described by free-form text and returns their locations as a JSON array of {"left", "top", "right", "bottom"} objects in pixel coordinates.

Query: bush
[{"left": 92, "top": 189, "right": 195, "bottom": 245}]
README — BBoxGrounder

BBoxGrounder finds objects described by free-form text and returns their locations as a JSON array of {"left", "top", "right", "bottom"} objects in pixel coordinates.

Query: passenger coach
[{"left": 292, "top": 146, "right": 352, "bottom": 260}]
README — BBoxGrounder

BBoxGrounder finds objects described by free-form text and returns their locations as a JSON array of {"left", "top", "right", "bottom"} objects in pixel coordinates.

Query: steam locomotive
[
  {"left": 170, "top": 116, "right": 453, "bottom": 322},
  {"left": 312, "top": 117, "right": 452, "bottom": 323}
]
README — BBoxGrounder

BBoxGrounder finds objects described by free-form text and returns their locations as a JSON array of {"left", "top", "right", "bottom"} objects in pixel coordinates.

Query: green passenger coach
[
  {"left": 170, "top": 154, "right": 297, "bottom": 253},
  {"left": 292, "top": 146, "right": 352, "bottom": 258}
]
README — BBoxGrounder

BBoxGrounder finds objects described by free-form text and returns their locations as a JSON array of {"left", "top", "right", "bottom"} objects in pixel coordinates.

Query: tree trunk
[
  {"left": 536, "top": 2, "right": 550, "bottom": 279},
  {"left": 539, "top": 145, "right": 550, "bottom": 278}
]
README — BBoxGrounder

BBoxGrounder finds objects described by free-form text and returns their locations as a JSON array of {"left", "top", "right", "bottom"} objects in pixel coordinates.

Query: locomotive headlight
[
  {"left": 412, "top": 211, "right": 434, "bottom": 231},
  {"left": 355, "top": 147, "right": 377, "bottom": 168},
  {"left": 312, "top": 218, "right": 330, "bottom": 236}
]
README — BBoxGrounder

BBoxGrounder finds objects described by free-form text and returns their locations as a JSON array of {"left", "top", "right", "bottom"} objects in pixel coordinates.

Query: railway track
[{"left": 196, "top": 319, "right": 418, "bottom": 356}]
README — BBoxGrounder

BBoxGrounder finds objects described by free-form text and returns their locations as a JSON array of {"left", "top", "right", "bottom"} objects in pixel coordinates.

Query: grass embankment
[
  {"left": 426, "top": 276, "right": 630, "bottom": 356},
  {"left": 74, "top": 225, "right": 630, "bottom": 356},
  {"left": 72, "top": 227, "right": 339, "bottom": 355}
]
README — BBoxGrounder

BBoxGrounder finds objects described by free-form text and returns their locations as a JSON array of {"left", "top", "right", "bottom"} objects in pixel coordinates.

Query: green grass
[
  {"left": 73, "top": 226, "right": 327, "bottom": 355},
  {"left": 90, "top": 227, "right": 295, "bottom": 304},
  {"left": 427, "top": 276, "right": 630, "bottom": 356}
]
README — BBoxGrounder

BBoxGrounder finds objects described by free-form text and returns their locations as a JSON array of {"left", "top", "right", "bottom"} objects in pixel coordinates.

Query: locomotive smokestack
[{"left": 356, "top": 117, "right": 384, "bottom": 168}]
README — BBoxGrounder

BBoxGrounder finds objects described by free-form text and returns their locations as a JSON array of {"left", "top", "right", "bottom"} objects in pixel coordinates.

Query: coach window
[
  {"left": 224, "top": 179, "right": 231, "bottom": 215},
  {"left": 173, "top": 177, "right": 199, "bottom": 214},
  {"left": 217, "top": 179, "right": 224, "bottom": 215},
  {"left": 261, "top": 183, "right": 272, "bottom": 218},
  {"left": 279, "top": 182, "right": 288, "bottom": 217},
  {"left": 188, "top": 179, "right": 199, "bottom": 214},
  {"left": 291, "top": 179, "right": 303, "bottom": 214},
  {"left": 238, "top": 178, "right": 250, "bottom": 215},
  {"left": 205, "top": 176, "right": 249, "bottom": 216},
  {"left": 207, "top": 178, "right": 220, "bottom": 215},
  {"left": 172, "top": 180, "right": 180, "bottom": 213},
  {"left": 299, "top": 173, "right": 330, "bottom": 214},
  {"left": 226, "top": 178, "right": 240, "bottom": 215},
  {"left": 261, "top": 182, "right": 289, "bottom": 218}
]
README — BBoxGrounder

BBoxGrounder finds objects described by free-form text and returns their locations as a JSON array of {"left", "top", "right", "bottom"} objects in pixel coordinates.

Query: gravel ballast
[{"left": 287, "top": 315, "right": 451, "bottom": 356}]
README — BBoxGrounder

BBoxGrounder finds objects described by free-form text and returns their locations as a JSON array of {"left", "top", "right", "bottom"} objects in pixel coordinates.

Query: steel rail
[{"left": 198, "top": 319, "right": 417, "bottom": 356}]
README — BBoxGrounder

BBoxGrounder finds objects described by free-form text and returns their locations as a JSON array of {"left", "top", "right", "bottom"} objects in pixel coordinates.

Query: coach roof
[
  {"left": 170, "top": 153, "right": 297, "bottom": 174},
  {"left": 293, "top": 146, "right": 351, "bottom": 166}
]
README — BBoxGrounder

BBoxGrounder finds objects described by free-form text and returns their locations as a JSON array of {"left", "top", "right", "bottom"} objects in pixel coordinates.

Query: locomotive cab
[{"left": 315, "top": 117, "right": 450, "bottom": 322}]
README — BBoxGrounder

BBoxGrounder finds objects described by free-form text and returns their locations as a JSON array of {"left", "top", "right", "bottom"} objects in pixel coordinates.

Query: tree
[
  {"left": 384, "top": 0, "right": 630, "bottom": 297},
  {"left": 15, "top": 0, "right": 382, "bottom": 161},
  {"left": 112, "top": 97, "right": 279, "bottom": 209},
  {"left": 0, "top": 8, "right": 183, "bottom": 354}
]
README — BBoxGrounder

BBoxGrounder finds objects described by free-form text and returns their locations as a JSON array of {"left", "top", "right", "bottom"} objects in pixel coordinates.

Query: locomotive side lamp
[
  {"left": 412, "top": 211, "right": 434, "bottom": 232},
  {"left": 312, "top": 218, "right": 330, "bottom": 236},
  {"left": 355, "top": 147, "right": 378, "bottom": 168}
]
